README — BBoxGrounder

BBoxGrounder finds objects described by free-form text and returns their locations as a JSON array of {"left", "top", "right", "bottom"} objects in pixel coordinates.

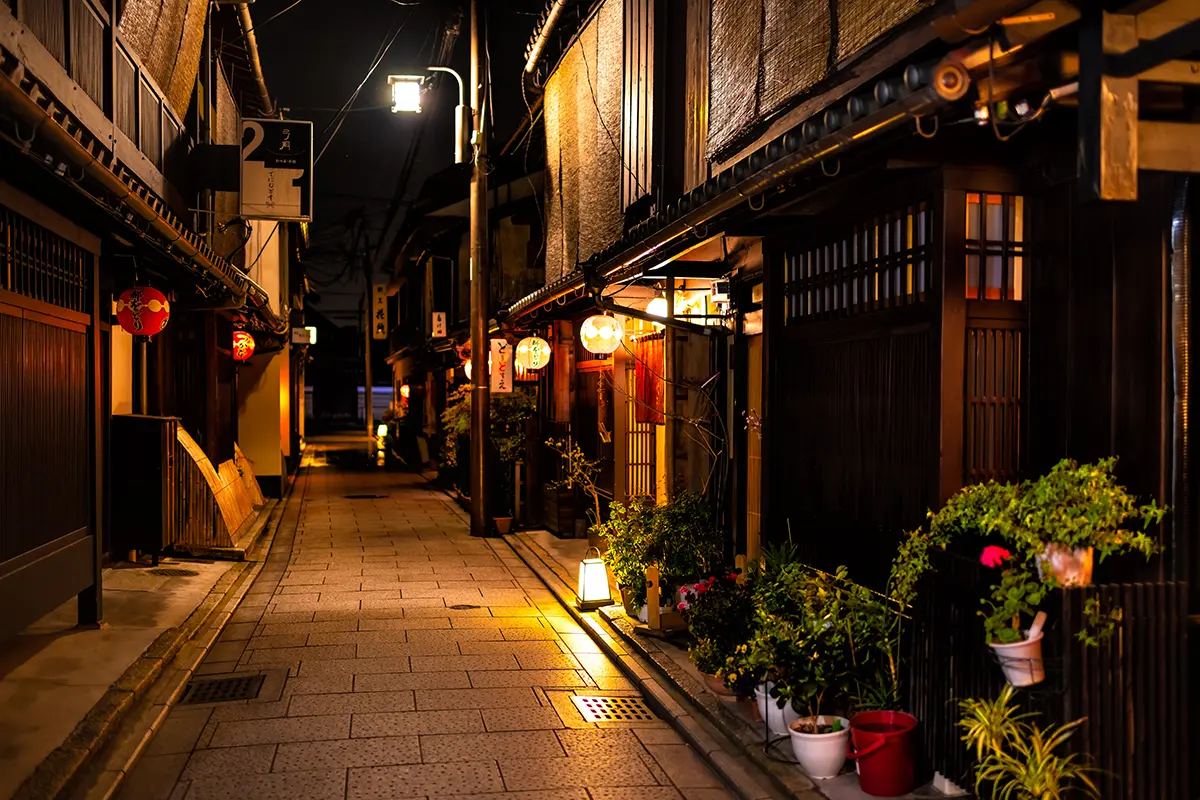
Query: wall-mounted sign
[
  {"left": 490, "top": 338, "right": 513, "bottom": 393},
  {"left": 241, "top": 118, "right": 313, "bottom": 221},
  {"left": 372, "top": 284, "right": 387, "bottom": 340},
  {"left": 432, "top": 312, "right": 447, "bottom": 338},
  {"left": 291, "top": 327, "right": 312, "bottom": 344}
]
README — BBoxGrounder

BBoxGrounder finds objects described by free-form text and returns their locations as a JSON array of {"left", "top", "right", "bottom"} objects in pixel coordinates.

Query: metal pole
[
  {"left": 364, "top": 274, "right": 374, "bottom": 442},
  {"left": 137, "top": 337, "right": 148, "bottom": 414},
  {"left": 469, "top": 0, "right": 490, "bottom": 536}
]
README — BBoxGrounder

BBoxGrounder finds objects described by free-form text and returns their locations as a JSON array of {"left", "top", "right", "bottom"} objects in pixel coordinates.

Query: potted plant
[
  {"left": 678, "top": 571, "right": 756, "bottom": 696},
  {"left": 445, "top": 387, "right": 535, "bottom": 531},
  {"left": 978, "top": 545, "right": 1050, "bottom": 686},
  {"left": 958, "top": 685, "right": 1100, "bottom": 799},
  {"left": 546, "top": 437, "right": 602, "bottom": 539}
]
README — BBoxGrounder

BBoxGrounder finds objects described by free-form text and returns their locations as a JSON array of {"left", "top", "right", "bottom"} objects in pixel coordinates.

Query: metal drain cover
[
  {"left": 180, "top": 674, "right": 266, "bottom": 705},
  {"left": 571, "top": 695, "right": 657, "bottom": 723},
  {"left": 344, "top": 494, "right": 388, "bottom": 499},
  {"left": 150, "top": 568, "right": 200, "bottom": 577}
]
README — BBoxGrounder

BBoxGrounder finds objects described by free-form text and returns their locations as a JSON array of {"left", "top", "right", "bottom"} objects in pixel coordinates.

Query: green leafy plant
[
  {"left": 1076, "top": 596, "right": 1122, "bottom": 647},
  {"left": 959, "top": 687, "right": 1100, "bottom": 799},
  {"left": 596, "top": 497, "right": 655, "bottom": 606},
  {"left": 441, "top": 386, "right": 535, "bottom": 468},
  {"left": 679, "top": 571, "right": 756, "bottom": 689},
  {"left": 978, "top": 547, "right": 1052, "bottom": 644},
  {"left": 545, "top": 437, "right": 603, "bottom": 527}
]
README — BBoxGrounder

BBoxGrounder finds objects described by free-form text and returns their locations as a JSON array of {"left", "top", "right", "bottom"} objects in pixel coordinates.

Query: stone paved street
[{"left": 118, "top": 442, "right": 731, "bottom": 800}]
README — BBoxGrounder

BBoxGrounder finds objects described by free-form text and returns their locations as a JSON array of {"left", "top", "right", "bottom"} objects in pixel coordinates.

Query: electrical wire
[
  {"left": 246, "top": 223, "right": 280, "bottom": 270},
  {"left": 315, "top": 12, "right": 412, "bottom": 165}
]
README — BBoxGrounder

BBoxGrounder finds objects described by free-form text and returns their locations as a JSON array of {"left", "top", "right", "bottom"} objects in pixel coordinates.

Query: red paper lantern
[
  {"left": 115, "top": 286, "right": 170, "bottom": 337},
  {"left": 232, "top": 331, "right": 256, "bottom": 361}
]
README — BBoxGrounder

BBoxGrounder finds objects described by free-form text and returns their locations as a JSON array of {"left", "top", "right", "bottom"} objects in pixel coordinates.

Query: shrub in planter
[
  {"left": 678, "top": 572, "right": 757, "bottom": 696},
  {"left": 442, "top": 386, "right": 536, "bottom": 515}
]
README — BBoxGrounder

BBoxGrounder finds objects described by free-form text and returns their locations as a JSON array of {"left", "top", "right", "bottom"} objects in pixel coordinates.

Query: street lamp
[{"left": 388, "top": 67, "right": 470, "bottom": 165}]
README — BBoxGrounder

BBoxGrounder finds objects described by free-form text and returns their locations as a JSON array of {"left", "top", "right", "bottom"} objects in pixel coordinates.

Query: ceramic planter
[
  {"left": 1036, "top": 544, "right": 1094, "bottom": 587},
  {"left": 787, "top": 716, "right": 851, "bottom": 779},
  {"left": 702, "top": 672, "right": 735, "bottom": 697},
  {"left": 989, "top": 630, "right": 1045, "bottom": 686},
  {"left": 493, "top": 517, "right": 513, "bottom": 535},
  {"left": 754, "top": 683, "right": 800, "bottom": 737}
]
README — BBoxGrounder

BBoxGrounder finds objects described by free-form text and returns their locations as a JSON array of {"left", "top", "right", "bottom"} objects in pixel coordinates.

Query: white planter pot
[
  {"left": 989, "top": 630, "right": 1045, "bottom": 687},
  {"left": 788, "top": 716, "right": 851, "bottom": 779},
  {"left": 1036, "top": 544, "right": 1094, "bottom": 587},
  {"left": 754, "top": 684, "right": 800, "bottom": 737}
]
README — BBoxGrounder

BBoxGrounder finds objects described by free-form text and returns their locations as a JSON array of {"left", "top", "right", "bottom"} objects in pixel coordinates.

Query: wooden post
[
  {"left": 735, "top": 554, "right": 747, "bottom": 583},
  {"left": 646, "top": 564, "right": 661, "bottom": 631}
]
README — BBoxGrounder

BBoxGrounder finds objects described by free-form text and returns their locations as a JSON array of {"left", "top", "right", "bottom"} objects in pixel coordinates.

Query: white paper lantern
[
  {"left": 516, "top": 336, "right": 552, "bottom": 370},
  {"left": 579, "top": 315, "right": 624, "bottom": 355},
  {"left": 577, "top": 547, "right": 613, "bottom": 610}
]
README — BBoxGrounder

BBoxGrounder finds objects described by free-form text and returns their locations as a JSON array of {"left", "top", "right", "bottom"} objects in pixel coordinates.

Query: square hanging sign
[{"left": 241, "top": 118, "right": 313, "bottom": 221}]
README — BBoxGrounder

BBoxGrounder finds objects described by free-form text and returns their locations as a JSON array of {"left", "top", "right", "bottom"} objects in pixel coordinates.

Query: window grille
[
  {"left": 965, "top": 193, "right": 1025, "bottom": 301},
  {"left": 0, "top": 204, "right": 91, "bottom": 313}
]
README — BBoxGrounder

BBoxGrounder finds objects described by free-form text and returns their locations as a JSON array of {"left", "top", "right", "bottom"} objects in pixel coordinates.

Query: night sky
[{"left": 248, "top": 0, "right": 545, "bottom": 327}]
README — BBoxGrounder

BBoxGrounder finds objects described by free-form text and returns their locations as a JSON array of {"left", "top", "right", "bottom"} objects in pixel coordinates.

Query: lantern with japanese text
[
  {"left": 515, "top": 336, "right": 551, "bottom": 370},
  {"left": 232, "top": 331, "right": 256, "bottom": 361},
  {"left": 116, "top": 286, "right": 170, "bottom": 337},
  {"left": 579, "top": 315, "right": 624, "bottom": 355}
]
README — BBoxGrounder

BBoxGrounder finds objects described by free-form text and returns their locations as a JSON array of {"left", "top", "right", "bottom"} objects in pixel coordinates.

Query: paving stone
[
  {"left": 338, "top": 617, "right": 452, "bottom": 632},
  {"left": 273, "top": 736, "right": 421, "bottom": 771},
  {"left": 259, "top": 620, "right": 360, "bottom": 637},
  {"left": 298, "top": 657, "right": 414, "bottom": 677},
  {"left": 555, "top": 729, "right": 649, "bottom": 758},
  {"left": 499, "top": 628, "right": 561, "bottom": 641},
  {"left": 644, "top": 745, "right": 723, "bottom": 789},
  {"left": 632, "top": 727, "right": 686, "bottom": 746},
  {"left": 181, "top": 744, "right": 277, "bottom": 778},
  {"left": 514, "top": 653, "right": 584, "bottom": 671},
  {"left": 348, "top": 761, "right": 504, "bottom": 799},
  {"left": 182, "top": 769, "right": 347, "bottom": 800},
  {"left": 406, "top": 628, "right": 506, "bottom": 643},
  {"left": 428, "top": 791, "right": 588, "bottom": 800},
  {"left": 498, "top": 756, "right": 659, "bottom": 790},
  {"left": 468, "top": 670, "right": 587, "bottom": 688},
  {"left": 258, "top": 611, "right": 318, "bottom": 625},
  {"left": 288, "top": 690, "right": 416, "bottom": 716},
  {"left": 284, "top": 674, "right": 355, "bottom": 695},
  {"left": 209, "top": 699, "right": 292, "bottom": 723},
  {"left": 587, "top": 788, "right": 684, "bottom": 800},
  {"left": 556, "top": 634, "right": 602, "bottom": 654},
  {"left": 208, "top": 714, "right": 350, "bottom": 747},
  {"left": 449, "top": 616, "right": 547, "bottom": 629},
  {"left": 217, "top": 622, "right": 259, "bottom": 642},
  {"left": 355, "top": 641, "right": 463, "bottom": 658},
  {"left": 116, "top": 753, "right": 189, "bottom": 800},
  {"left": 354, "top": 672, "right": 472, "bottom": 692},
  {"left": 410, "top": 654, "right": 520, "bottom": 672},
  {"left": 480, "top": 706, "right": 568, "bottom": 732},
  {"left": 244, "top": 633, "right": 311, "bottom": 650},
  {"left": 418, "top": 730, "right": 565, "bottom": 762},
  {"left": 351, "top": 709, "right": 485, "bottom": 737},
  {"left": 147, "top": 709, "right": 213, "bottom": 756},
  {"left": 415, "top": 687, "right": 541, "bottom": 710}
]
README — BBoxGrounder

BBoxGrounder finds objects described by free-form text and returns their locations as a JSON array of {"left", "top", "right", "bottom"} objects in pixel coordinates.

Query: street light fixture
[{"left": 388, "top": 67, "right": 470, "bottom": 165}]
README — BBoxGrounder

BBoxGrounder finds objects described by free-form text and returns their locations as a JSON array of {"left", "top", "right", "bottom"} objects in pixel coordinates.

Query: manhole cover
[
  {"left": 571, "top": 695, "right": 657, "bottom": 723},
  {"left": 344, "top": 494, "right": 388, "bottom": 499},
  {"left": 449, "top": 604, "right": 481, "bottom": 610},
  {"left": 150, "top": 568, "right": 200, "bottom": 577},
  {"left": 180, "top": 674, "right": 266, "bottom": 705}
]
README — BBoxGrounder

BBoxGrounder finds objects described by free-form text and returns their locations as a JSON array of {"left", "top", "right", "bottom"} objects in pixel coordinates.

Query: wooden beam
[
  {"left": 1139, "top": 121, "right": 1200, "bottom": 172},
  {"left": 1111, "top": 17, "right": 1200, "bottom": 77},
  {"left": 1138, "top": 59, "right": 1200, "bottom": 83},
  {"left": 1080, "top": 11, "right": 1139, "bottom": 201}
]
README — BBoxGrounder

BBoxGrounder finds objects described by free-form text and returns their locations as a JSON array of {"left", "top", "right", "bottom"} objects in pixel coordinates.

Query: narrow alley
[{"left": 117, "top": 439, "right": 733, "bottom": 800}]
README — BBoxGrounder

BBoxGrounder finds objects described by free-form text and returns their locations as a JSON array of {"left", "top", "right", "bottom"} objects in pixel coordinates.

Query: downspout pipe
[
  {"left": 1171, "top": 178, "right": 1194, "bottom": 579},
  {"left": 524, "top": 0, "right": 568, "bottom": 74},
  {"left": 237, "top": 4, "right": 274, "bottom": 117}
]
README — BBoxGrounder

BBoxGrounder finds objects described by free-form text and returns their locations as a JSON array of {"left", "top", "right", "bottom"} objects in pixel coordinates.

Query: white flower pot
[
  {"left": 1036, "top": 544, "right": 1094, "bottom": 587},
  {"left": 788, "top": 716, "right": 851, "bottom": 779},
  {"left": 754, "top": 683, "right": 800, "bottom": 737},
  {"left": 989, "top": 630, "right": 1045, "bottom": 687}
]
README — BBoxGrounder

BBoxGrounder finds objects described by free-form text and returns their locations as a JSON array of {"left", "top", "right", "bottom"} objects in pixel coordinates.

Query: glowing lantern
[
  {"left": 116, "top": 286, "right": 170, "bottom": 337},
  {"left": 577, "top": 547, "right": 613, "bottom": 610},
  {"left": 579, "top": 315, "right": 624, "bottom": 355},
  {"left": 515, "top": 336, "right": 551, "bottom": 370},
  {"left": 399, "top": 384, "right": 411, "bottom": 399},
  {"left": 463, "top": 353, "right": 491, "bottom": 381},
  {"left": 232, "top": 331, "right": 256, "bottom": 361},
  {"left": 645, "top": 296, "right": 669, "bottom": 318}
]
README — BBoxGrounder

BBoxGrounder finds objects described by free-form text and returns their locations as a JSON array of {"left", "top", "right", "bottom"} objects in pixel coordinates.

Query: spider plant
[{"left": 959, "top": 687, "right": 1101, "bottom": 800}]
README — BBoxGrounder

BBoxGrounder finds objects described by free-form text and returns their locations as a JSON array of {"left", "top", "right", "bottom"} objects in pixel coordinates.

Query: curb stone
[
  {"left": 16, "top": 477, "right": 298, "bottom": 800},
  {"left": 501, "top": 533, "right": 825, "bottom": 800}
]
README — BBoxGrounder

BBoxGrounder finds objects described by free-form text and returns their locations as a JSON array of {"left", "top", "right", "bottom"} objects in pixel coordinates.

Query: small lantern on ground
[
  {"left": 577, "top": 547, "right": 613, "bottom": 610},
  {"left": 232, "top": 331, "right": 256, "bottom": 361},
  {"left": 579, "top": 315, "right": 624, "bottom": 355},
  {"left": 515, "top": 336, "right": 552, "bottom": 370},
  {"left": 116, "top": 286, "right": 170, "bottom": 337}
]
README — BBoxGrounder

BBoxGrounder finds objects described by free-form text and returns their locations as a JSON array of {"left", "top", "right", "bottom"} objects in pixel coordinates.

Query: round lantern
[
  {"left": 515, "top": 336, "right": 551, "bottom": 370},
  {"left": 116, "top": 286, "right": 170, "bottom": 337},
  {"left": 462, "top": 353, "right": 491, "bottom": 381},
  {"left": 232, "top": 331, "right": 256, "bottom": 361},
  {"left": 579, "top": 315, "right": 624, "bottom": 355}
]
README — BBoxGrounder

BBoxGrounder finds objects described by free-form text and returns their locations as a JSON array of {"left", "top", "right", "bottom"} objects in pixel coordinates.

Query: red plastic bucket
[{"left": 845, "top": 711, "right": 918, "bottom": 797}]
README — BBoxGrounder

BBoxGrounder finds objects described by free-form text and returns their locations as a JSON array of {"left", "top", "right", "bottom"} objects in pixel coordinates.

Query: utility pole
[
  {"left": 364, "top": 255, "right": 374, "bottom": 442},
  {"left": 469, "top": 0, "right": 490, "bottom": 537}
]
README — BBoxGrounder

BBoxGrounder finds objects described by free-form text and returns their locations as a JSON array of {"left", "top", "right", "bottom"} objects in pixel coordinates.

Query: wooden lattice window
[
  {"left": 784, "top": 201, "right": 931, "bottom": 323},
  {"left": 965, "top": 193, "right": 1025, "bottom": 301},
  {"left": 0, "top": 204, "right": 91, "bottom": 313}
]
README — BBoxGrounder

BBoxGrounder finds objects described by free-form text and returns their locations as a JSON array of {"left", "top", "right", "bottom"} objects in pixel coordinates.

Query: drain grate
[
  {"left": 150, "top": 568, "right": 200, "bottom": 577},
  {"left": 180, "top": 674, "right": 265, "bottom": 705},
  {"left": 449, "top": 604, "right": 481, "bottom": 610},
  {"left": 344, "top": 494, "right": 388, "bottom": 500},
  {"left": 571, "top": 695, "right": 657, "bottom": 723}
]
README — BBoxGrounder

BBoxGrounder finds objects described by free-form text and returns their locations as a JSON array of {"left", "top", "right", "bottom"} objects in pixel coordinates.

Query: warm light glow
[
  {"left": 577, "top": 548, "right": 613, "bottom": 610},
  {"left": 579, "top": 315, "right": 624, "bottom": 355},
  {"left": 388, "top": 75, "right": 424, "bottom": 113},
  {"left": 515, "top": 336, "right": 551, "bottom": 370},
  {"left": 232, "top": 331, "right": 256, "bottom": 361},
  {"left": 463, "top": 354, "right": 492, "bottom": 381},
  {"left": 400, "top": 384, "right": 411, "bottom": 399},
  {"left": 376, "top": 423, "right": 388, "bottom": 438},
  {"left": 645, "top": 296, "right": 669, "bottom": 318},
  {"left": 305, "top": 325, "right": 318, "bottom": 345}
]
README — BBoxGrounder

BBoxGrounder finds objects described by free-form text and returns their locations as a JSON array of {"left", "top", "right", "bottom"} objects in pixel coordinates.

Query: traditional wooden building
[
  {"left": 0, "top": 0, "right": 305, "bottom": 640},
  {"left": 509, "top": 0, "right": 1198, "bottom": 794}
]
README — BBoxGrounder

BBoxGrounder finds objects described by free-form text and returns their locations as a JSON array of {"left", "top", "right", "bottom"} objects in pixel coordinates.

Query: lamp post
[{"left": 387, "top": 0, "right": 489, "bottom": 536}]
